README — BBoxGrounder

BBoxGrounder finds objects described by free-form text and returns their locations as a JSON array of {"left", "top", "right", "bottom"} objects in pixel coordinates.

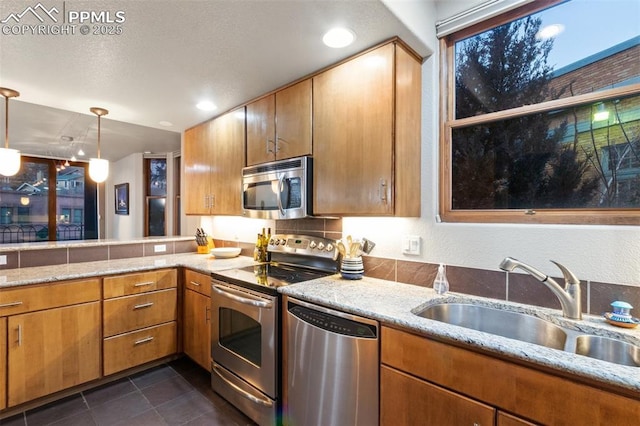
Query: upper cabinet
[
  {"left": 246, "top": 79, "right": 312, "bottom": 165},
  {"left": 183, "top": 107, "right": 246, "bottom": 215},
  {"left": 313, "top": 41, "right": 421, "bottom": 216}
]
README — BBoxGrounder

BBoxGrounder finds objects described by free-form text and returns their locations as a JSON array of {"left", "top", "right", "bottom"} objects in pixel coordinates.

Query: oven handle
[
  {"left": 212, "top": 364, "right": 274, "bottom": 408},
  {"left": 212, "top": 284, "right": 273, "bottom": 309}
]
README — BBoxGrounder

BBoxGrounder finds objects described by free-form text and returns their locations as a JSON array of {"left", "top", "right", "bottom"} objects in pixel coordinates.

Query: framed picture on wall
[{"left": 115, "top": 183, "right": 129, "bottom": 215}]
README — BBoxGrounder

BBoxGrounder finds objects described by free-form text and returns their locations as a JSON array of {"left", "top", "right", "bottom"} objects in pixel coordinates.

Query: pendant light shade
[
  {"left": 0, "top": 87, "right": 21, "bottom": 177},
  {"left": 89, "top": 107, "right": 109, "bottom": 183}
]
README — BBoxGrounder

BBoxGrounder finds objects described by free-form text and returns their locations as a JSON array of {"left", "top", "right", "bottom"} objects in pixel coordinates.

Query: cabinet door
[
  {"left": 210, "top": 108, "right": 246, "bottom": 215},
  {"left": 313, "top": 43, "right": 394, "bottom": 215},
  {"left": 7, "top": 302, "right": 101, "bottom": 406},
  {"left": 0, "top": 317, "right": 6, "bottom": 410},
  {"left": 381, "top": 365, "right": 495, "bottom": 426},
  {"left": 246, "top": 95, "right": 276, "bottom": 165},
  {"left": 275, "top": 79, "right": 312, "bottom": 160},
  {"left": 183, "top": 289, "right": 211, "bottom": 370},
  {"left": 183, "top": 122, "right": 212, "bottom": 215}
]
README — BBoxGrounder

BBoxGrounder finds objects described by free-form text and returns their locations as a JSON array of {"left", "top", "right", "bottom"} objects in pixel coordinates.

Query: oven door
[{"left": 211, "top": 279, "right": 278, "bottom": 398}]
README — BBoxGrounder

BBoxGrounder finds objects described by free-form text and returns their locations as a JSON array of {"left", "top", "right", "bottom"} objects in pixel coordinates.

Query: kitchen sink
[
  {"left": 414, "top": 301, "right": 640, "bottom": 367},
  {"left": 575, "top": 335, "right": 640, "bottom": 367},
  {"left": 415, "top": 303, "right": 567, "bottom": 350}
]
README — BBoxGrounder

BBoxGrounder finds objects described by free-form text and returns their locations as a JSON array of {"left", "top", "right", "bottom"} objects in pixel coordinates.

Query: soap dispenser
[{"left": 433, "top": 263, "right": 449, "bottom": 295}]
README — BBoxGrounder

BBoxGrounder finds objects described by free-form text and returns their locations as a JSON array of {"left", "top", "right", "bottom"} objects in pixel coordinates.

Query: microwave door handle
[{"left": 277, "top": 174, "right": 286, "bottom": 216}]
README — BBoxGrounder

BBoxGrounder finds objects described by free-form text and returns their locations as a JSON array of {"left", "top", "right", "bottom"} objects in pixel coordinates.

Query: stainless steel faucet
[{"left": 499, "top": 257, "right": 582, "bottom": 320}]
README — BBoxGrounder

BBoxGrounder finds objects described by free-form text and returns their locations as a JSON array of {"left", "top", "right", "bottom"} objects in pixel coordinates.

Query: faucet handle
[{"left": 550, "top": 260, "right": 580, "bottom": 285}]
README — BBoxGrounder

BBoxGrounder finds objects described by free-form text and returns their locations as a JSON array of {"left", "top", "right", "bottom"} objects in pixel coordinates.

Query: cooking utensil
[{"left": 337, "top": 241, "right": 347, "bottom": 257}]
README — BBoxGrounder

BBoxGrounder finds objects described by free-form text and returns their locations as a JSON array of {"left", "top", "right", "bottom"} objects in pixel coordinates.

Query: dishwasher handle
[{"left": 287, "top": 298, "right": 378, "bottom": 338}]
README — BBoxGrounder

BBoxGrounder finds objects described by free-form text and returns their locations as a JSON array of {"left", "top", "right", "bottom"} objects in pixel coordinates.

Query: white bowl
[{"left": 210, "top": 247, "right": 241, "bottom": 258}]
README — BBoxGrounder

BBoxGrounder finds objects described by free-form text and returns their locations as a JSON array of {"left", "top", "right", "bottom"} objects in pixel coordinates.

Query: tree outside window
[{"left": 441, "top": 0, "right": 640, "bottom": 224}]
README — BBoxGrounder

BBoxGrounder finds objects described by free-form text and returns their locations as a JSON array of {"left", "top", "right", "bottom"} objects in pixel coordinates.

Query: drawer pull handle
[
  {"left": 134, "top": 281, "right": 154, "bottom": 287},
  {"left": 17, "top": 324, "right": 22, "bottom": 346},
  {"left": 0, "top": 301, "right": 23, "bottom": 308},
  {"left": 189, "top": 280, "right": 201, "bottom": 286},
  {"left": 133, "top": 302, "right": 154, "bottom": 310},
  {"left": 134, "top": 336, "right": 154, "bottom": 345}
]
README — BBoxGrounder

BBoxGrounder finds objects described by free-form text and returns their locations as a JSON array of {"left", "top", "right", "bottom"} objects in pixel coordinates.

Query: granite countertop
[
  {"left": 279, "top": 275, "right": 640, "bottom": 395},
  {"left": 0, "top": 253, "right": 255, "bottom": 287},
  {"left": 1, "top": 254, "right": 638, "bottom": 396}
]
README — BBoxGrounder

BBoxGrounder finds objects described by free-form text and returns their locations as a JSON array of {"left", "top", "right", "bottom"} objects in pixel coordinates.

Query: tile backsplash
[{"left": 0, "top": 232, "right": 636, "bottom": 317}]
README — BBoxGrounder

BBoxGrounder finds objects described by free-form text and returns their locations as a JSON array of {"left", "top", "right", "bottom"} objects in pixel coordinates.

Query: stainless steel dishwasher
[{"left": 285, "top": 297, "right": 379, "bottom": 426}]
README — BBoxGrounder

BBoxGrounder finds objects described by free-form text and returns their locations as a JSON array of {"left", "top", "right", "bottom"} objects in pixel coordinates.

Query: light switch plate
[
  {"left": 0, "top": 255, "right": 6, "bottom": 265},
  {"left": 402, "top": 235, "right": 421, "bottom": 255}
]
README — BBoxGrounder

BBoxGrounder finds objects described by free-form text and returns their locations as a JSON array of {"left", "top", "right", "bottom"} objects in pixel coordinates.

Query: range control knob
[
  {"left": 309, "top": 241, "right": 317, "bottom": 249},
  {"left": 274, "top": 239, "right": 282, "bottom": 245},
  {"left": 325, "top": 243, "right": 334, "bottom": 252},
  {"left": 317, "top": 242, "right": 325, "bottom": 250},
  {"left": 269, "top": 238, "right": 275, "bottom": 245}
]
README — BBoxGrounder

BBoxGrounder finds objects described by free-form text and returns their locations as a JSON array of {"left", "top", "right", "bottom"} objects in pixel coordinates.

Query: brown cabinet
[
  {"left": 381, "top": 326, "right": 640, "bottom": 426},
  {"left": 1, "top": 279, "right": 101, "bottom": 407},
  {"left": 0, "top": 317, "right": 6, "bottom": 410},
  {"left": 381, "top": 365, "right": 495, "bottom": 425},
  {"left": 246, "top": 79, "right": 312, "bottom": 165},
  {"left": 183, "top": 107, "right": 246, "bottom": 215},
  {"left": 183, "top": 269, "right": 211, "bottom": 370},
  {"left": 103, "top": 270, "right": 178, "bottom": 375},
  {"left": 313, "top": 41, "right": 421, "bottom": 216}
]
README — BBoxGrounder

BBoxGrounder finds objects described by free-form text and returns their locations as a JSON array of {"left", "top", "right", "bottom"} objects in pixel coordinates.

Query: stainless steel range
[{"left": 210, "top": 234, "right": 338, "bottom": 426}]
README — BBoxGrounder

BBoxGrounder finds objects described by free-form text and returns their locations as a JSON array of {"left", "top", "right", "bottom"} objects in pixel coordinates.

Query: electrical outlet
[
  {"left": 0, "top": 255, "right": 6, "bottom": 265},
  {"left": 154, "top": 244, "right": 166, "bottom": 253},
  {"left": 402, "top": 235, "right": 421, "bottom": 255}
]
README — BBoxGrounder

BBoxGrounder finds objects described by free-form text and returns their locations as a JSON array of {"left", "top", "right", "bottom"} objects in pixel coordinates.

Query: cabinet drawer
[
  {"left": 103, "top": 269, "right": 177, "bottom": 298},
  {"left": 103, "top": 321, "right": 177, "bottom": 376},
  {"left": 0, "top": 279, "right": 101, "bottom": 317},
  {"left": 184, "top": 269, "right": 211, "bottom": 297},
  {"left": 103, "top": 288, "right": 177, "bottom": 337}
]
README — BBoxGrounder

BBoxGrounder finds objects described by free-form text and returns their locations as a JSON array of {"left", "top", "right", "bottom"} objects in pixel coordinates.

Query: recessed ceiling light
[
  {"left": 196, "top": 101, "right": 217, "bottom": 111},
  {"left": 536, "top": 24, "right": 564, "bottom": 40},
  {"left": 159, "top": 121, "right": 173, "bottom": 127},
  {"left": 323, "top": 28, "right": 356, "bottom": 48}
]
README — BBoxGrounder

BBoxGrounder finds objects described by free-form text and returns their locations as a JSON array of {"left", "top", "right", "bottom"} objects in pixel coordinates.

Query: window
[
  {"left": 144, "top": 158, "right": 167, "bottom": 236},
  {"left": 0, "top": 157, "right": 98, "bottom": 243},
  {"left": 440, "top": 0, "right": 640, "bottom": 225}
]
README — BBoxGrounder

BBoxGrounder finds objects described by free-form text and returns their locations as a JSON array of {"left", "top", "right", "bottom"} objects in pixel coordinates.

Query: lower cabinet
[
  {"left": 0, "top": 317, "right": 6, "bottom": 411},
  {"left": 381, "top": 326, "right": 640, "bottom": 426},
  {"left": 183, "top": 269, "right": 211, "bottom": 370},
  {"left": 381, "top": 365, "right": 495, "bottom": 425},
  {"left": 102, "top": 270, "right": 178, "bottom": 376},
  {"left": 7, "top": 302, "right": 101, "bottom": 406}
]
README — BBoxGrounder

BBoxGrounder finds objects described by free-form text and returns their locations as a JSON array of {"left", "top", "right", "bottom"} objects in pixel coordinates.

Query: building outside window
[
  {"left": 440, "top": 0, "right": 639, "bottom": 225},
  {"left": 0, "top": 158, "right": 97, "bottom": 243}
]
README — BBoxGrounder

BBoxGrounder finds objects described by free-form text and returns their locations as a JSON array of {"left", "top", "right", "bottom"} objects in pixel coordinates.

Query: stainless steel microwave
[{"left": 242, "top": 156, "right": 312, "bottom": 219}]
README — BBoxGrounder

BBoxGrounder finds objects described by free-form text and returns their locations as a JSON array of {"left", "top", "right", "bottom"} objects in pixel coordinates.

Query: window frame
[{"left": 438, "top": 0, "right": 640, "bottom": 225}]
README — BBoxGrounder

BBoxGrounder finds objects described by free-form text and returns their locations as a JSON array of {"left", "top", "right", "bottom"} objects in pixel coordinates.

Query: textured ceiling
[{"left": 0, "top": 0, "right": 431, "bottom": 162}]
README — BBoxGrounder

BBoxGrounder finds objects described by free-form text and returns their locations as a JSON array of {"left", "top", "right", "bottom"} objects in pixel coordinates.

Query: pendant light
[
  {"left": 89, "top": 107, "right": 109, "bottom": 183},
  {"left": 0, "top": 87, "right": 21, "bottom": 177}
]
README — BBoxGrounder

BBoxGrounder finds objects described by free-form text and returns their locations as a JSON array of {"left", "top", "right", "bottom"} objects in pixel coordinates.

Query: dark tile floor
[{"left": 0, "top": 358, "right": 256, "bottom": 426}]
